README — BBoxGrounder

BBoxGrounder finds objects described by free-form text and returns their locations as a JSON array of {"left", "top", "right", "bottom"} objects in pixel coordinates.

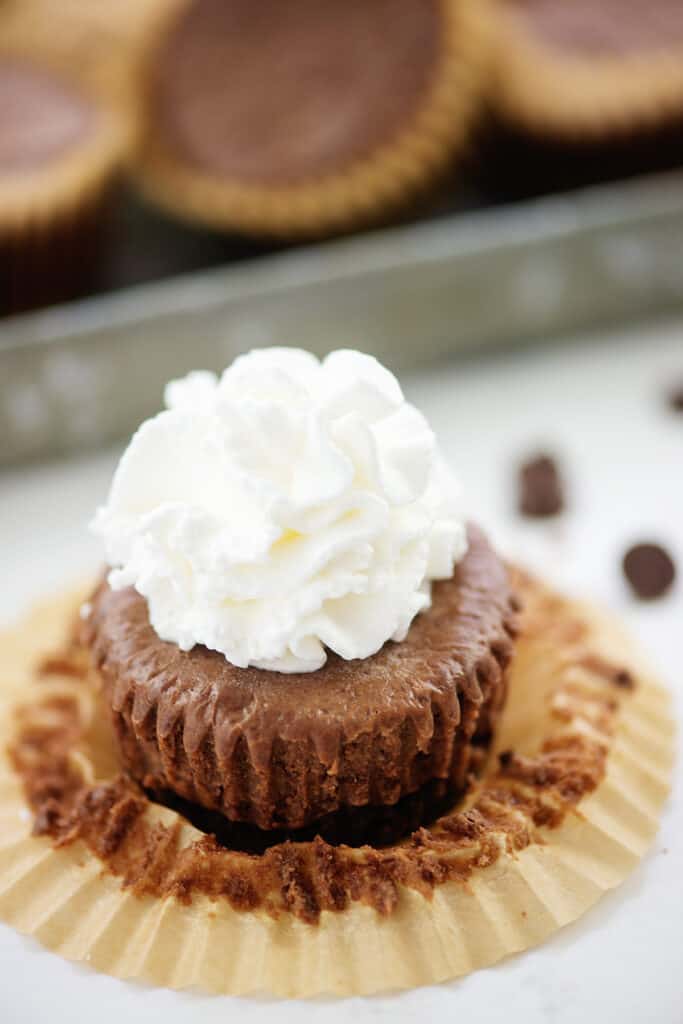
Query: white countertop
[{"left": 1, "top": 318, "right": 681, "bottom": 1024}]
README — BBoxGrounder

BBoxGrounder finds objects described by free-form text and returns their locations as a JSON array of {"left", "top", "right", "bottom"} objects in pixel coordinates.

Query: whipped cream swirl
[{"left": 92, "top": 348, "right": 467, "bottom": 672}]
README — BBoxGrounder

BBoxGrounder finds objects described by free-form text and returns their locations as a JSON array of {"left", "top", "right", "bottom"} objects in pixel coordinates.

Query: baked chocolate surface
[
  {"left": 0, "top": 58, "right": 97, "bottom": 174},
  {"left": 84, "top": 524, "right": 517, "bottom": 829},
  {"left": 510, "top": 0, "right": 683, "bottom": 56},
  {"left": 152, "top": 0, "right": 442, "bottom": 184}
]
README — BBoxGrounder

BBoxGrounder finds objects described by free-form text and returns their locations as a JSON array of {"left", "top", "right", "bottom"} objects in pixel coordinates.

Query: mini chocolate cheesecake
[
  {"left": 510, "top": 0, "right": 683, "bottom": 56},
  {"left": 0, "top": 60, "right": 96, "bottom": 172},
  {"left": 491, "top": 0, "right": 683, "bottom": 140},
  {"left": 0, "top": 55, "right": 130, "bottom": 312},
  {"left": 135, "top": 0, "right": 489, "bottom": 236},
  {"left": 84, "top": 525, "right": 517, "bottom": 831}
]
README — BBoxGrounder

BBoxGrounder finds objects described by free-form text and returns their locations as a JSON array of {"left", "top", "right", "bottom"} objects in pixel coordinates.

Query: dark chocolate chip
[
  {"left": 668, "top": 385, "right": 683, "bottom": 413},
  {"left": 622, "top": 542, "right": 676, "bottom": 600},
  {"left": 498, "top": 749, "right": 514, "bottom": 768},
  {"left": 613, "top": 669, "right": 635, "bottom": 690},
  {"left": 518, "top": 454, "right": 564, "bottom": 517}
]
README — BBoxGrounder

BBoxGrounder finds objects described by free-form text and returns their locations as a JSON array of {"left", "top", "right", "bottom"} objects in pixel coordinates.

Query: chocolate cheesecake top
[
  {"left": 151, "top": 0, "right": 443, "bottom": 184},
  {"left": 510, "top": 0, "right": 683, "bottom": 57},
  {"left": 0, "top": 58, "right": 97, "bottom": 175}
]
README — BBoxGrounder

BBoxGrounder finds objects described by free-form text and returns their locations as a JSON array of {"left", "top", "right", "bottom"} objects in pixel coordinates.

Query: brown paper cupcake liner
[
  {"left": 489, "top": 2, "right": 683, "bottom": 140},
  {"left": 133, "top": 0, "right": 493, "bottom": 238},
  {"left": 0, "top": 568, "right": 673, "bottom": 997}
]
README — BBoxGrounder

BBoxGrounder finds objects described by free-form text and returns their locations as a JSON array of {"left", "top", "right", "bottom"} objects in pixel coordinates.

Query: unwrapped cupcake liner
[{"left": 0, "top": 576, "right": 674, "bottom": 997}]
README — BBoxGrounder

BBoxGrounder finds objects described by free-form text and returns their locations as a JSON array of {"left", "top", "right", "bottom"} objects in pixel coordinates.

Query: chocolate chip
[
  {"left": 613, "top": 669, "right": 635, "bottom": 690},
  {"left": 498, "top": 749, "right": 514, "bottom": 768},
  {"left": 622, "top": 543, "right": 676, "bottom": 600},
  {"left": 517, "top": 454, "right": 564, "bottom": 517},
  {"left": 668, "top": 385, "right": 683, "bottom": 413},
  {"left": 579, "top": 655, "right": 636, "bottom": 690}
]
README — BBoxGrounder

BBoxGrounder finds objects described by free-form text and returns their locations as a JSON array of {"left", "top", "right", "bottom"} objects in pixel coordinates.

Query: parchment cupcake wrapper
[
  {"left": 133, "top": 0, "right": 493, "bottom": 237},
  {"left": 0, "top": 578, "right": 674, "bottom": 998},
  {"left": 489, "top": 2, "right": 683, "bottom": 140}
]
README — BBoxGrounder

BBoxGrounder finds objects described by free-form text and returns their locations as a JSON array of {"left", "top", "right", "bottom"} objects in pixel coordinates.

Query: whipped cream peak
[{"left": 92, "top": 348, "right": 467, "bottom": 672}]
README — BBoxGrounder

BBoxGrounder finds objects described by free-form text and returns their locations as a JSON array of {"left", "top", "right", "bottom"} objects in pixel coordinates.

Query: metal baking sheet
[{"left": 2, "top": 170, "right": 683, "bottom": 466}]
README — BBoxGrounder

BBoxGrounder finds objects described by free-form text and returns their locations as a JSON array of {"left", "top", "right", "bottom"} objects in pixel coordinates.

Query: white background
[{"left": 1, "top": 318, "right": 681, "bottom": 1023}]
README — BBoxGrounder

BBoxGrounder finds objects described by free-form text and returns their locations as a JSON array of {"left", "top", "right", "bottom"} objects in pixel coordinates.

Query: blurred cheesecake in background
[
  {"left": 135, "top": 0, "right": 491, "bottom": 237},
  {"left": 0, "top": 55, "right": 131, "bottom": 314},
  {"left": 0, "top": 0, "right": 161, "bottom": 313},
  {"left": 490, "top": 0, "right": 683, "bottom": 141}
]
